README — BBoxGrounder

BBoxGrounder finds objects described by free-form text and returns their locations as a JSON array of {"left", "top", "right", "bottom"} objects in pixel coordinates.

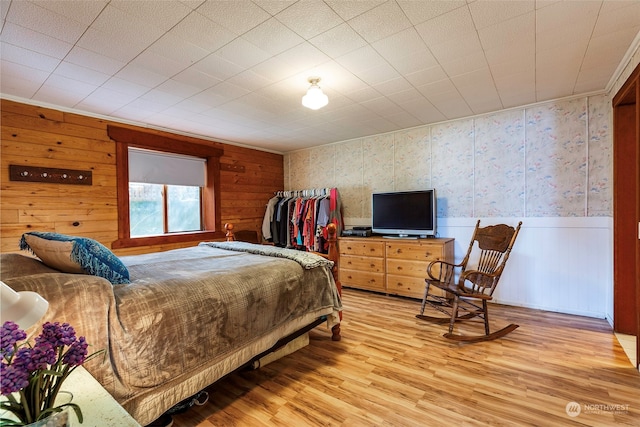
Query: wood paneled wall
[{"left": 1, "top": 99, "right": 283, "bottom": 255}]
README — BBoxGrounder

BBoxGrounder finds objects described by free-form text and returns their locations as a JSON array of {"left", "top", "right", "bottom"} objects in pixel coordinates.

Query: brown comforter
[{"left": 1, "top": 245, "right": 341, "bottom": 425}]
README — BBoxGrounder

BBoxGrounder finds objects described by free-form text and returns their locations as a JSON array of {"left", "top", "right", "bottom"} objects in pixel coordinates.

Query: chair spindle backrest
[{"left": 460, "top": 220, "right": 522, "bottom": 295}]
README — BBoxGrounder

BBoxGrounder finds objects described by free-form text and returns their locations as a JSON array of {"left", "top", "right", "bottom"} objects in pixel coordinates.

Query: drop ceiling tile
[
  {"left": 252, "top": 0, "right": 297, "bottom": 16},
  {"left": 372, "top": 27, "right": 430, "bottom": 60},
  {"left": 54, "top": 61, "right": 110, "bottom": 86},
  {"left": 34, "top": 84, "right": 89, "bottom": 107},
  {"left": 77, "top": 88, "right": 140, "bottom": 114},
  {"left": 217, "top": 38, "right": 271, "bottom": 70},
  {"left": 477, "top": 12, "right": 535, "bottom": 51},
  {"left": 309, "top": 23, "right": 368, "bottom": 58},
  {"left": 415, "top": 5, "right": 476, "bottom": 46},
  {"left": 250, "top": 56, "right": 297, "bottom": 82},
  {"left": 0, "top": 74, "right": 40, "bottom": 98},
  {"left": 209, "top": 81, "right": 251, "bottom": 101},
  {"left": 172, "top": 67, "right": 222, "bottom": 90},
  {"left": 357, "top": 62, "right": 401, "bottom": 86},
  {"left": 593, "top": 1, "right": 640, "bottom": 38},
  {"left": 155, "top": 79, "right": 204, "bottom": 99},
  {"left": 397, "top": 0, "right": 466, "bottom": 26},
  {"left": 484, "top": 41, "right": 534, "bottom": 68},
  {"left": 148, "top": 33, "right": 210, "bottom": 66},
  {"left": 468, "top": 0, "right": 534, "bottom": 30},
  {"left": 90, "top": 4, "right": 165, "bottom": 42},
  {"left": 429, "top": 34, "right": 484, "bottom": 64},
  {"left": 188, "top": 87, "right": 232, "bottom": 108},
  {"left": 64, "top": 46, "right": 125, "bottom": 75},
  {"left": 102, "top": 77, "right": 151, "bottom": 97},
  {"left": 335, "top": 45, "right": 386, "bottom": 74},
  {"left": 0, "top": 42, "right": 60, "bottom": 72},
  {"left": 386, "top": 111, "right": 423, "bottom": 129},
  {"left": 129, "top": 50, "right": 187, "bottom": 78},
  {"left": 191, "top": 53, "right": 244, "bottom": 81},
  {"left": 489, "top": 55, "right": 535, "bottom": 79},
  {"left": 76, "top": 28, "right": 147, "bottom": 63},
  {"left": 1, "top": 0, "right": 10, "bottom": 21},
  {"left": 391, "top": 52, "right": 440, "bottom": 77},
  {"left": 417, "top": 78, "right": 458, "bottom": 98},
  {"left": 275, "top": 42, "right": 331, "bottom": 74},
  {"left": 197, "top": 0, "right": 271, "bottom": 35},
  {"left": 6, "top": 1, "right": 90, "bottom": 43},
  {"left": 227, "top": 69, "right": 274, "bottom": 92},
  {"left": 395, "top": 96, "right": 446, "bottom": 123},
  {"left": 372, "top": 76, "right": 414, "bottom": 96},
  {"left": 0, "top": 60, "right": 49, "bottom": 87},
  {"left": 404, "top": 65, "right": 449, "bottom": 87},
  {"left": 275, "top": 0, "right": 343, "bottom": 39},
  {"left": 536, "top": 0, "right": 600, "bottom": 34},
  {"left": 30, "top": 0, "right": 107, "bottom": 25},
  {"left": 348, "top": 0, "right": 413, "bottom": 43},
  {"left": 114, "top": 63, "right": 169, "bottom": 88},
  {"left": 242, "top": 17, "right": 304, "bottom": 56},
  {"left": 170, "top": 11, "right": 236, "bottom": 52},
  {"left": 109, "top": 0, "right": 192, "bottom": 31},
  {"left": 361, "top": 96, "right": 405, "bottom": 117},
  {"left": 324, "top": 0, "right": 385, "bottom": 21},
  {"left": 41, "top": 73, "right": 97, "bottom": 96},
  {"left": 425, "top": 90, "right": 473, "bottom": 119},
  {"left": 386, "top": 88, "right": 427, "bottom": 105},
  {"left": 440, "top": 50, "right": 488, "bottom": 77},
  {"left": 140, "top": 89, "right": 183, "bottom": 107},
  {"left": 1, "top": 22, "right": 73, "bottom": 59}
]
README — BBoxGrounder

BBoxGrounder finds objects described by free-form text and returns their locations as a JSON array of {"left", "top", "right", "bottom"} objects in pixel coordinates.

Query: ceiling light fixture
[{"left": 302, "top": 77, "right": 328, "bottom": 110}]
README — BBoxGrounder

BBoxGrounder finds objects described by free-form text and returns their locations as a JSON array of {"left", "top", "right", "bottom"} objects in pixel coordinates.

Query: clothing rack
[{"left": 263, "top": 187, "right": 343, "bottom": 252}]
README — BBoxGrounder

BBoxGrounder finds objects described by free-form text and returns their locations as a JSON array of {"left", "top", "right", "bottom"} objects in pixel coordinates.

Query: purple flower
[
  {"left": 63, "top": 336, "right": 88, "bottom": 366},
  {"left": 1, "top": 321, "right": 27, "bottom": 358},
  {"left": 36, "top": 322, "right": 76, "bottom": 348},
  {"left": 0, "top": 362, "right": 29, "bottom": 394}
]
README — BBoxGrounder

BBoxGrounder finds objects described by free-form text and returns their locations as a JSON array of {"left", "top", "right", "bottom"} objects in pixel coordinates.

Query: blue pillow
[{"left": 19, "top": 232, "right": 130, "bottom": 285}]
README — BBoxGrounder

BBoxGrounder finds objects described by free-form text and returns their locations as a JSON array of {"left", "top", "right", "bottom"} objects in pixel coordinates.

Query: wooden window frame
[{"left": 108, "top": 125, "right": 224, "bottom": 249}]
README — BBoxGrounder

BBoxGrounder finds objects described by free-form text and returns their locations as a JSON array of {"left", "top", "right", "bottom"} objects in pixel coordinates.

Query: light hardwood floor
[{"left": 171, "top": 288, "right": 640, "bottom": 426}]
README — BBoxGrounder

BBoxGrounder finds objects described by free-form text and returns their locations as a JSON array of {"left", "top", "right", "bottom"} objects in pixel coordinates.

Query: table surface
[{"left": 61, "top": 366, "right": 141, "bottom": 427}]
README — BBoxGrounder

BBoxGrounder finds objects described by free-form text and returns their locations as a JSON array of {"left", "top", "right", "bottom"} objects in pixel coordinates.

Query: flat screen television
[{"left": 372, "top": 189, "right": 437, "bottom": 238}]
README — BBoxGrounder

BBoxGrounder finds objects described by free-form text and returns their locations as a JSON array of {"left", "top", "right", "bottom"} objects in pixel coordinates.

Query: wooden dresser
[{"left": 338, "top": 236, "right": 454, "bottom": 299}]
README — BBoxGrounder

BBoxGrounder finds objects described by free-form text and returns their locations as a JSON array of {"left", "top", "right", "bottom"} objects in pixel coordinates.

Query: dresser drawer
[
  {"left": 385, "top": 242, "right": 444, "bottom": 261},
  {"left": 386, "top": 274, "right": 425, "bottom": 299},
  {"left": 340, "top": 268, "right": 385, "bottom": 292},
  {"left": 340, "top": 240, "right": 384, "bottom": 257},
  {"left": 386, "top": 259, "right": 427, "bottom": 278},
  {"left": 342, "top": 254, "right": 384, "bottom": 273}
]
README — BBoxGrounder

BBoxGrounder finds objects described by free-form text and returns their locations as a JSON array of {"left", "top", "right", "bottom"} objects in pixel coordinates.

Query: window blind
[{"left": 128, "top": 148, "right": 206, "bottom": 187}]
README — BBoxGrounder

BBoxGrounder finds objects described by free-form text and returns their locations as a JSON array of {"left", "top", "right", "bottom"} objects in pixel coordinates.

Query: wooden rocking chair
[{"left": 416, "top": 220, "right": 522, "bottom": 343}]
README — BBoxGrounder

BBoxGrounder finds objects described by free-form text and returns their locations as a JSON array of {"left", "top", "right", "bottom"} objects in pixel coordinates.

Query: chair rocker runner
[{"left": 417, "top": 220, "right": 522, "bottom": 343}]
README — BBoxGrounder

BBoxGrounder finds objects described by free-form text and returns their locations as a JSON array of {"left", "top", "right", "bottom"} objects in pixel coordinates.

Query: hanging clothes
[{"left": 262, "top": 188, "right": 343, "bottom": 253}]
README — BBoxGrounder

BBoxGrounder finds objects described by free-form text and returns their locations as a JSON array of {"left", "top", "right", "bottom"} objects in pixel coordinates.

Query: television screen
[{"left": 372, "top": 190, "right": 436, "bottom": 238}]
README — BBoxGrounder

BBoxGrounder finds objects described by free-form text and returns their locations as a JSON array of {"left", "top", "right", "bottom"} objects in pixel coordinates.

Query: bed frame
[{"left": 225, "top": 222, "right": 342, "bottom": 341}]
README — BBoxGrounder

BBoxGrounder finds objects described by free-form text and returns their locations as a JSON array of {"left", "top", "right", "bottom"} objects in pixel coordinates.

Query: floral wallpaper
[{"left": 284, "top": 94, "right": 612, "bottom": 221}]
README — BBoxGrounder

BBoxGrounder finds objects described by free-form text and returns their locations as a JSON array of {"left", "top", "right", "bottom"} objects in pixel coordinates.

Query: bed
[{"left": 0, "top": 224, "right": 342, "bottom": 426}]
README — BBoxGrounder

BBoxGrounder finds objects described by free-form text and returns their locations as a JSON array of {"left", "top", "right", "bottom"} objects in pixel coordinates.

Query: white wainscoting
[
  {"left": 437, "top": 217, "right": 614, "bottom": 322},
  {"left": 343, "top": 216, "right": 614, "bottom": 322}
]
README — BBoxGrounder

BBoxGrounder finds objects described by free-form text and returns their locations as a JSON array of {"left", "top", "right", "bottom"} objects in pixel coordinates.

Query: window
[
  {"left": 128, "top": 148, "right": 205, "bottom": 237},
  {"left": 108, "top": 126, "right": 224, "bottom": 249}
]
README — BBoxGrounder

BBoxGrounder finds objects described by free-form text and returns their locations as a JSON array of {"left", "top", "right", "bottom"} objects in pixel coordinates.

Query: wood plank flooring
[{"left": 171, "top": 289, "right": 640, "bottom": 426}]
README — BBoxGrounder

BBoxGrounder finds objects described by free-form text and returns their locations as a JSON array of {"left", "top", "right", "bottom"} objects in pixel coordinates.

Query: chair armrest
[{"left": 426, "top": 260, "right": 461, "bottom": 283}]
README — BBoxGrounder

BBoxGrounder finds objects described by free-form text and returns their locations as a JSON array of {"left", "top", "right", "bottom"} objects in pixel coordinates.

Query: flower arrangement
[{"left": 1, "top": 321, "right": 102, "bottom": 426}]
